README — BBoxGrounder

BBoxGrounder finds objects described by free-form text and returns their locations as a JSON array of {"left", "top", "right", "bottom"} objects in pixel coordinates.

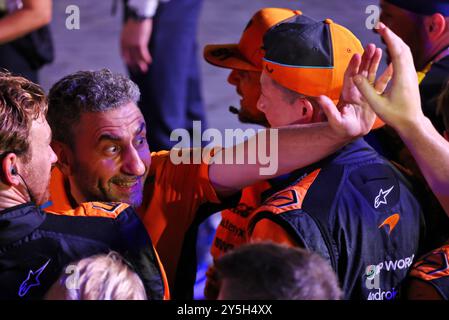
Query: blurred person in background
[
  {"left": 0, "top": 0, "right": 53, "bottom": 83},
  {"left": 45, "top": 252, "right": 148, "bottom": 300},
  {"left": 215, "top": 242, "right": 342, "bottom": 300},
  {"left": 120, "top": 0, "right": 207, "bottom": 151}
]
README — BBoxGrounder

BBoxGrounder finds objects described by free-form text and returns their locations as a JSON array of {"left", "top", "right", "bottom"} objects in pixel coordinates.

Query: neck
[
  {"left": 422, "top": 42, "right": 449, "bottom": 69},
  {"left": 68, "top": 179, "right": 84, "bottom": 206},
  {"left": 0, "top": 187, "right": 30, "bottom": 212}
]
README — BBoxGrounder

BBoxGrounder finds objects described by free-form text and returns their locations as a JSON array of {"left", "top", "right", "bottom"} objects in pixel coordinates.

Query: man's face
[
  {"left": 22, "top": 117, "right": 58, "bottom": 205},
  {"left": 66, "top": 102, "right": 150, "bottom": 207},
  {"left": 257, "top": 71, "right": 315, "bottom": 128},
  {"left": 379, "top": 0, "right": 428, "bottom": 69},
  {"left": 227, "top": 69, "right": 268, "bottom": 126}
]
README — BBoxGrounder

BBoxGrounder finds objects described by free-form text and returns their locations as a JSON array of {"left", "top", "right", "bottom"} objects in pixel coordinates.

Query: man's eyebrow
[{"left": 98, "top": 133, "right": 123, "bottom": 142}]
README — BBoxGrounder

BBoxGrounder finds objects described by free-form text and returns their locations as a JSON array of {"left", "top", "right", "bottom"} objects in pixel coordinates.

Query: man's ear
[
  {"left": 425, "top": 14, "right": 447, "bottom": 40},
  {"left": 444, "top": 131, "right": 449, "bottom": 142},
  {"left": 293, "top": 98, "right": 314, "bottom": 124},
  {"left": 0, "top": 153, "right": 21, "bottom": 186},
  {"left": 51, "top": 141, "right": 75, "bottom": 176}
]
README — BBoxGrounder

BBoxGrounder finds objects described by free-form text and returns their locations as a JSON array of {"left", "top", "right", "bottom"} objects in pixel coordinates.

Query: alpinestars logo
[
  {"left": 374, "top": 186, "right": 394, "bottom": 209},
  {"left": 18, "top": 259, "right": 51, "bottom": 297}
]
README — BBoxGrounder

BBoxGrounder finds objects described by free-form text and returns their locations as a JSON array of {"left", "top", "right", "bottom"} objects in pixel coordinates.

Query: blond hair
[
  {"left": 0, "top": 72, "right": 47, "bottom": 160},
  {"left": 60, "top": 252, "right": 147, "bottom": 300}
]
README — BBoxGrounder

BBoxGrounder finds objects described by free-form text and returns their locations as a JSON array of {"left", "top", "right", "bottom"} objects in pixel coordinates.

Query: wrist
[{"left": 394, "top": 114, "right": 429, "bottom": 137}]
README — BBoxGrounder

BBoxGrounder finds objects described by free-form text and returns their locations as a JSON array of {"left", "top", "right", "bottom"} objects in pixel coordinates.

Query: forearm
[
  {"left": 0, "top": 0, "right": 52, "bottom": 44},
  {"left": 126, "top": 0, "right": 159, "bottom": 19},
  {"left": 209, "top": 123, "right": 348, "bottom": 197},
  {"left": 396, "top": 117, "right": 449, "bottom": 213}
]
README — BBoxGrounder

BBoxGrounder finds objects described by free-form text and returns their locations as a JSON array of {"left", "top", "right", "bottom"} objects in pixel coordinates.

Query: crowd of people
[{"left": 1, "top": 0, "right": 449, "bottom": 300}]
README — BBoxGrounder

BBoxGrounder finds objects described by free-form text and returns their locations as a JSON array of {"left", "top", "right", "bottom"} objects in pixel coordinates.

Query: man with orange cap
[
  {"left": 246, "top": 15, "right": 424, "bottom": 300},
  {"left": 204, "top": 8, "right": 303, "bottom": 127},
  {"left": 202, "top": 9, "right": 389, "bottom": 299}
]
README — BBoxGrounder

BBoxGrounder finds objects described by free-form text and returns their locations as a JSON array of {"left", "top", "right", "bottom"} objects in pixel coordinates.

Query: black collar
[{"left": 0, "top": 203, "right": 45, "bottom": 246}]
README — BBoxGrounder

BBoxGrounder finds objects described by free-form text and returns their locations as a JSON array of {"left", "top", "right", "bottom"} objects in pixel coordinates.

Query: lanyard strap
[{"left": 417, "top": 46, "right": 449, "bottom": 84}]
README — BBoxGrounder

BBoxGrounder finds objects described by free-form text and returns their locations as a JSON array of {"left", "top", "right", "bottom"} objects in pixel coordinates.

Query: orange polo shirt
[{"left": 48, "top": 150, "right": 221, "bottom": 294}]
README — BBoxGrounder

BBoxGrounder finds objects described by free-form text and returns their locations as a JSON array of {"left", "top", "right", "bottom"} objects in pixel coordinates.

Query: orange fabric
[
  {"left": 253, "top": 169, "right": 320, "bottom": 215},
  {"left": 247, "top": 170, "right": 321, "bottom": 245},
  {"left": 210, "top": 181, "right": 272, "bottom": 259},
  {"left": 46, "top": 200, "right": 170, "bottom": 300},
  {"left": 410, "top": 243, "right": 449, "bottom": 282},
  {"left": 47, "top": 201, "right": 128, "bottom": 218},
  {"left": 47, "top": 150, "right": 220, "bottom": 295},
  {"left": 204, "top": 8, "right": 301, "bottom": 71},
  {"left": 153, "top": 246, "right": 171, "bottom": 300},
  {"left": 250, "top": 218, "right": 298, "bottom": 247}
]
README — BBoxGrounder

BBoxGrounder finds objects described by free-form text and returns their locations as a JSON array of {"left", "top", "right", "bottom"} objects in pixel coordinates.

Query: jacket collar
[
  {"left": 0, "top": 203, "right": 45, "bottom": 246},
  {"left": 261, "top": 138, "right": 377, "bottom": 201}
]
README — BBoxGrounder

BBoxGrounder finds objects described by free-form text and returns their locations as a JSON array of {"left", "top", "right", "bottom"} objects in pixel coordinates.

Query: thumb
[
  {"left": 353, "top": 75, "right": 384, "bottom": 113},
  {"left": 317, "top": 95, "right": 342, "bottom": 124}
]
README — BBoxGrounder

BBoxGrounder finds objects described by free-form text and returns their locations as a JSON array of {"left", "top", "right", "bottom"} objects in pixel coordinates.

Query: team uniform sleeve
[{"left": 250, "top": 218, "right": 299, "bottom": 247}]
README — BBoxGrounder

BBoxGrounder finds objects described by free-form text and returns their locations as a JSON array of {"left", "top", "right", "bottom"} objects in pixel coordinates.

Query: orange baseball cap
[
  {"left": 262, "top": 15, "right": 384, "bottom": 129},
  {"left": 204, "top": 8, "right": 302, "bottom": 71}
]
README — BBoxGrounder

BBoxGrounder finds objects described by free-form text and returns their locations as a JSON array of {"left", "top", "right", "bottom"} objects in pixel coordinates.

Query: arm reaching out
[
  {"left": 354, "top": 23, "right": 449, "bottom": 215},
  {"left": 120, "top": 0, "right": 156, "bottom": 73},
  {"left": 0, "top": 0, "right": 52, "bottom": 44}
]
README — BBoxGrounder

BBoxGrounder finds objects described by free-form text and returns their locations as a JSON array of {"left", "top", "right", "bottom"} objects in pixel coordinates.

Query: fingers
[
  {"left": 354, "top": 75, "right": 385, "bottom": 113},
  {"left": 376, "top": 22, "right": 412, "bottom": 76},
  {"left": 359, "top": 44, "right": 376, "bottom": 79},
  {"left": 121, "top": 46, "right": 152, "bottom": 73},
  {"left": 368, "top": 48, "right": 382, "bottom": 84},
  {"left": 374, "top": 63, "right": 393, "bottom": 94},
  {"left": 344, "top": 53, "right": 362, "bottom": 81}
]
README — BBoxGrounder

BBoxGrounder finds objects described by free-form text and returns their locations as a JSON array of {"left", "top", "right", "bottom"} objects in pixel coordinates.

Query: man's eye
[
  {"left": 104, "top": 145, "right": 119, "bottom": 155},
  {"left": 136, "top": 136, "right": 146, "bottom": 146}
]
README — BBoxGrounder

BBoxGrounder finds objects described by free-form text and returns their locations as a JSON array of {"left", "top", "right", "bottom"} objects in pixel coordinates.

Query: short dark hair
[
  {"left": 215, "top": 242, "right": 342, "bottom": 300},
  {"left": 47, "top": 69, "right": 140, "bottom": 145},
  {"left": 438, "top": 79, "right": 449, "bottom": 132},
  {"left": 0, "top": 72, "right": 47, "bottom": 160}
]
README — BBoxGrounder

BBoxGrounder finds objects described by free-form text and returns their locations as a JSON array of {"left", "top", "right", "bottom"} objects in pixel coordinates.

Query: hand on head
[
  {"left": 353, "top": 23, "right": 424, "bottom": 134},
  {"left": 316, "top": 41, "right": 392, "bottom": 140}
]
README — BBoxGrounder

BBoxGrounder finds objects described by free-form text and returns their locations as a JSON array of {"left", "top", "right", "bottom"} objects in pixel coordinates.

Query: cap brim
[{"left": 204, "top": 44, "right": 259, "bottom": 72}]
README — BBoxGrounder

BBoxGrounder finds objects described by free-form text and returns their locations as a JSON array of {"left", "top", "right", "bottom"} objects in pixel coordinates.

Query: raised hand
[
  {"left": 353, "top": 23, "right": 423, "bottom": 134},
  {"left": 317, "top": 43, "right": 393, "bottom": 140}
]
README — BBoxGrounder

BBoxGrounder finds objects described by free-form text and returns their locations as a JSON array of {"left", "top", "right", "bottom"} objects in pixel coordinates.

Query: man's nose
[{"left": 121, "top": 147, "right": 146, "bottom": 176}]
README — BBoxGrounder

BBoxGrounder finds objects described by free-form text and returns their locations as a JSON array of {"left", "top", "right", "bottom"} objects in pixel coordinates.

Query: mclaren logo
[
  {"left": 378, "top": 213, "right": 400, "bottom": 235},
  {"left": 374, "top": 186, "right": 394, "bottom": 209}
]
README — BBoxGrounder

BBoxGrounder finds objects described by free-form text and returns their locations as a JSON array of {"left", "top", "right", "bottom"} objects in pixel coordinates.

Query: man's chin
[{"left": 107, "top": 191, "right": 143, "bottom": 208}]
